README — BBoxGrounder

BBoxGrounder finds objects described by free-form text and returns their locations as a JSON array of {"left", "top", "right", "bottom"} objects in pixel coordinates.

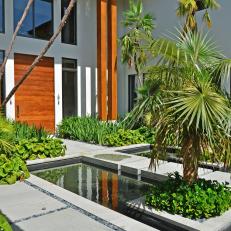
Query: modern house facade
[{"left": 0, "top": 0, "right": 230, "bottom": 132}]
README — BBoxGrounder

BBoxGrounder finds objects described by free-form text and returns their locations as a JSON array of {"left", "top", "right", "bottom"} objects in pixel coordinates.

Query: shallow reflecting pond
[{"left": 34, "top": 163, "right": 150, "bottom": 213}]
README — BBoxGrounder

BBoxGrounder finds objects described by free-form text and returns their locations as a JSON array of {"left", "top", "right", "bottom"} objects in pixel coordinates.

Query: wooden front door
[{"left": 14, "top": 54, "right": 55, "bottom": 132}]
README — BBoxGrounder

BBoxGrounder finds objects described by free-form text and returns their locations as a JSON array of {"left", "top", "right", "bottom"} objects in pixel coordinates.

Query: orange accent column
[
  {"left": 101, "top": 171, "right": 109, "bottom": 207},
  {"left": 97, "top": 0, "right": 107, "bottom": 120},
  {"left": 111, "top": 174, "right": 118, "bottom": 210},
  {"left": 107, "top": 0, "right": 118, "bottom": 120}
]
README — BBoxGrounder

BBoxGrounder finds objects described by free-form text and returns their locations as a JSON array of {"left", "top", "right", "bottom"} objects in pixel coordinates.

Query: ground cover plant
[
  {"left": 146, "top": 172, "right": 231, "bottom": 219},
  {"left": 0, "top": 155, "right": 29, "bottom": 184},
  {"left": 104, "top": 128, "right": 145, "bottom": 147},
  {"left": 0, "top": 213, "right": 12, "bottom": 231},
  {"left": 13, "top": 137, "right": 66, "bottom": 160}
]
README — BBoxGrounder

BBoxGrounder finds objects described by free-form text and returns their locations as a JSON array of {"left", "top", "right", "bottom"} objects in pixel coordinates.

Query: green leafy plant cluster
[
  {"left": 0, "top": 213, "right": 12, "bottom": 231},
  {"left": 104, "top": 129, "right": 145, "bottom": 147},
  {"left": 0, "top": 155, "right": 30, "bottom": 185},
  {"left": 145, "top": 172, "right": 231, "bottom": 219},
  {"left": 13, "top": 122, "right": 48, "bottom": 141},
  {"left": 57, "top": 116, "right": 122, "bottom": 145},
  {"left": 57, "top": 116, "right": 155, "bottom": 147},
  {"left": 13, "top": 137, "right": 66, "bottom": 160}
]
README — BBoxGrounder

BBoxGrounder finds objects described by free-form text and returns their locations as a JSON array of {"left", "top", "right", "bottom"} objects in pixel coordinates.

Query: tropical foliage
[
  {"left": 57, "top": 116, "right": 155, "bottom": 147},
  {"left": 13, "top": 122, "right": 48, "bottom": 141},
  {"left": 120, "top": 0, "right": 155, "bottom": 84},
  {"left": 176, "top": 0, "right": 220, "bottom": 31},
  {"left": 0, "top": 213, "right": 12, "bottom": 231},
  {"left": 146, "top": 172, "right": 231, "bottom": 219},
  {"left": 0, "top": 155, "right": 30, "bottom": 185},
  {"left": 13, "top": 138, "right": 66, "bottom": 161},
  {"left": 122, "top": 9, "right": 231, "bottom": 183}
]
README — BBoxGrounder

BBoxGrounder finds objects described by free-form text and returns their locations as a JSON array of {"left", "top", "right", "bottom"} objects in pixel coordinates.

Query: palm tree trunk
[
  {"left": 0, "top": 0, "right": 34, "bottom": 105},
  {"left": 1, "top": 0, "right": 76, "bottom": 108},
  {"left": 181, "top": 130, "right": 201, "bottom": 183}
]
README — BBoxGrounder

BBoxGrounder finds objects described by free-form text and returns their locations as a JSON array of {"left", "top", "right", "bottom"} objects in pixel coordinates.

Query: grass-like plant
[{"left": 13, "top": 122, "right": 48, "bottom": 141}]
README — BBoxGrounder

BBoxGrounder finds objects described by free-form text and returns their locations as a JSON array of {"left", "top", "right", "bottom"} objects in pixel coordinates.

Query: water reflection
[{"left": 35, "top": 163, "right": 149, "bottom": 212}]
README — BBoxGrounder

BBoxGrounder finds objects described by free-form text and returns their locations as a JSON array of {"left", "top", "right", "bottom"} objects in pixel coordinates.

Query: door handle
[{"left": 16, "top": 105, "right": 20, "bottom": 118}]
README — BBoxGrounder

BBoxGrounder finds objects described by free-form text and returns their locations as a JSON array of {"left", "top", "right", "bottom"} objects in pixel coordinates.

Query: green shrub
[
  {"left": 0, "top": 213, "right": 12, "bottom": 231},
  {"left": 57, "top": 116, "right": 121, "bottom": 145},
  {"left": 13, "top": 137, "right": 66, "bottom": 160},
  {"left": 13, "top": 122, "right": 48, "bottom": 141},
  {"left": 104, "top": 129, "right": 145, "bottom": 147},
  {"left": 145, "top": 172, "right": 231, "bottom": 219},
  {"left": 137, "top": 126, "right": 156, "bottom": 144},
  {"left": 0, "top": 155, "right": 30, "bottom": 185}
]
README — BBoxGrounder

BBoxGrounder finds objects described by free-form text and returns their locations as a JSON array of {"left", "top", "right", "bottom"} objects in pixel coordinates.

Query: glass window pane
[
  {"left": 0, "top": 50, "right": 3, "bottom": 64},
  {"left": 34, "top": 0, "right": 53, "bottom": 40},
  {"left": 14, "top": 0, "right": 33, "bottom": 37},
  {"left": 61, "top": 0, "right": 77, "bottom": 45},
  {"left": 62, "top": 58, "right": 77, "bottom": 118},
  {"left": 0, "top": 0, "right": 4, "bottom": 32},
  {"left": 0, "top": 50, "right": 5, "bottom": 105}
]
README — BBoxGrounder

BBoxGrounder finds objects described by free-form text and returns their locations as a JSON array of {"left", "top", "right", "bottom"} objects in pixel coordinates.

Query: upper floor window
[
  {"left": 14, "top": 0, "right": 53, "bottom": 40},
  {"left": 0, "top": 0, "right": 4, "bottom": 33},
  {"left": 61, "top": 0, "right": 77, "bottom": 45}
]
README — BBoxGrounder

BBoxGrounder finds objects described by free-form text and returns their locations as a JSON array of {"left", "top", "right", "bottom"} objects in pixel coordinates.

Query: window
[
  {"left": 0, "top": 50, "right": 5, "bottom": 104},
  {"left": 128, "top": 75, "right": 137, "bottom": 112},
  {"left": 62, "top": 58, "right": 77, "bottom": 117},
  {"left": 14, "top": 0, "right": 53, "bottom": 40},
  {"left": 61, "top": 0, "right": 77, "bottom": 45},
  {"left": 0, "top": 0, "right": 4, "bottom": 33}
]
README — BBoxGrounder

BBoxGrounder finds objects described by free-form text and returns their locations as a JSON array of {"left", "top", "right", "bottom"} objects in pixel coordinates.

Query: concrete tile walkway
[
  {"left": 1, "top": 139, "right": 230, "bottom": 231},
  {"left": 0, "top": 183, "right": 112, "bottom": 231}
]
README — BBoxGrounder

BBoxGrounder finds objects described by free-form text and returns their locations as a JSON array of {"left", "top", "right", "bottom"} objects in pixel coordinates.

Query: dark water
[
  {"left": 34, "top": 163, "right": 149, "bottom": 212},
  {"left": 34, "top": 163, "right": 179, "bottom": 231}
]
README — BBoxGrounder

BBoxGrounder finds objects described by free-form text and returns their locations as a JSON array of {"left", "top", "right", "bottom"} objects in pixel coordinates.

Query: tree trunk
[
  {"left": 1, "top": 0, "right": 77, "bottom": 108},
  {"left": 181, "top": 130, "right": 201, "bottom": 183},
  {"left": 0, "top": 0, "right": 34, "bottom": 105}
]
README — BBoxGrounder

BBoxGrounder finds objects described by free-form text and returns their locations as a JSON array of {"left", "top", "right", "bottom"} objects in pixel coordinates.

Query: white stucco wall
[
  {"left": 0, "top": 0, "right": 97, "bottom": 126},
  {"left": 1, "top": 0, "right": 230, "bottom": 122},
  {"left": 117, "top": 0, "right": 231, "bottom": 116}
]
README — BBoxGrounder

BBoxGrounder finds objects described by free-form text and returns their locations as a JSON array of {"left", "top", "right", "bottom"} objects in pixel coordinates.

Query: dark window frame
[
  {"left": 62, "top": 57, "right": 78, "bottom": 118},
  {"left": 13, "top": 0, "right": 54, "bottom": 40},
  {"left": 61, "top": 0, "right": 77, "bottom": 45},
  {"left": 0, "top": 0, "right": 5, "bottom": 33},
  {"left": 0, "top": 50, "right": 5, "bottom": 109}
]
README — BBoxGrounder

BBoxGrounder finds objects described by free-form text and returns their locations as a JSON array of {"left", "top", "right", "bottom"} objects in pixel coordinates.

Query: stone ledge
[{"left": 127, "top": 197, "right": 231, "bottom": 231}]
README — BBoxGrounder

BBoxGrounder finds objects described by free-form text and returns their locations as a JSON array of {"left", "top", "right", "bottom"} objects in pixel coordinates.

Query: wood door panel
[{"left": 14, "top": 54, "right": 55, "bottom": 132}]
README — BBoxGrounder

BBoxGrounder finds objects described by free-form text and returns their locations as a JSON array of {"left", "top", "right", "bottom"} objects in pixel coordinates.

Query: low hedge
[
  {"left": 145, "top": 172, "right": 231, "bottom": 219},
  {"left": 13, "top": 137, "right": 66, "bottom": 160},
  {"left": 0, "top": 155, "right": 30, "bottom": 185}
]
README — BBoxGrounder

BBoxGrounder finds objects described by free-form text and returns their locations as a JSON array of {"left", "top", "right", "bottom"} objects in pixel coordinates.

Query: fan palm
[
  {"left": 146, "top": 30, "right": 231, "bottom": 183},
  {"left": 153, "top": 73, "right": 230, "bottom": 183}
]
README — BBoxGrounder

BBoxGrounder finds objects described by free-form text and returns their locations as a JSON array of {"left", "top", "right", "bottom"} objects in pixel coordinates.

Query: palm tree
[
  {"left": 120, "top": 0, "right": 155, "bottom": 85},
  {"left": 176, "top": 0, "right": 220, "bottom": 31},
  {"left": 146, "top": 30, "right": 231, "bottom": 183}
]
